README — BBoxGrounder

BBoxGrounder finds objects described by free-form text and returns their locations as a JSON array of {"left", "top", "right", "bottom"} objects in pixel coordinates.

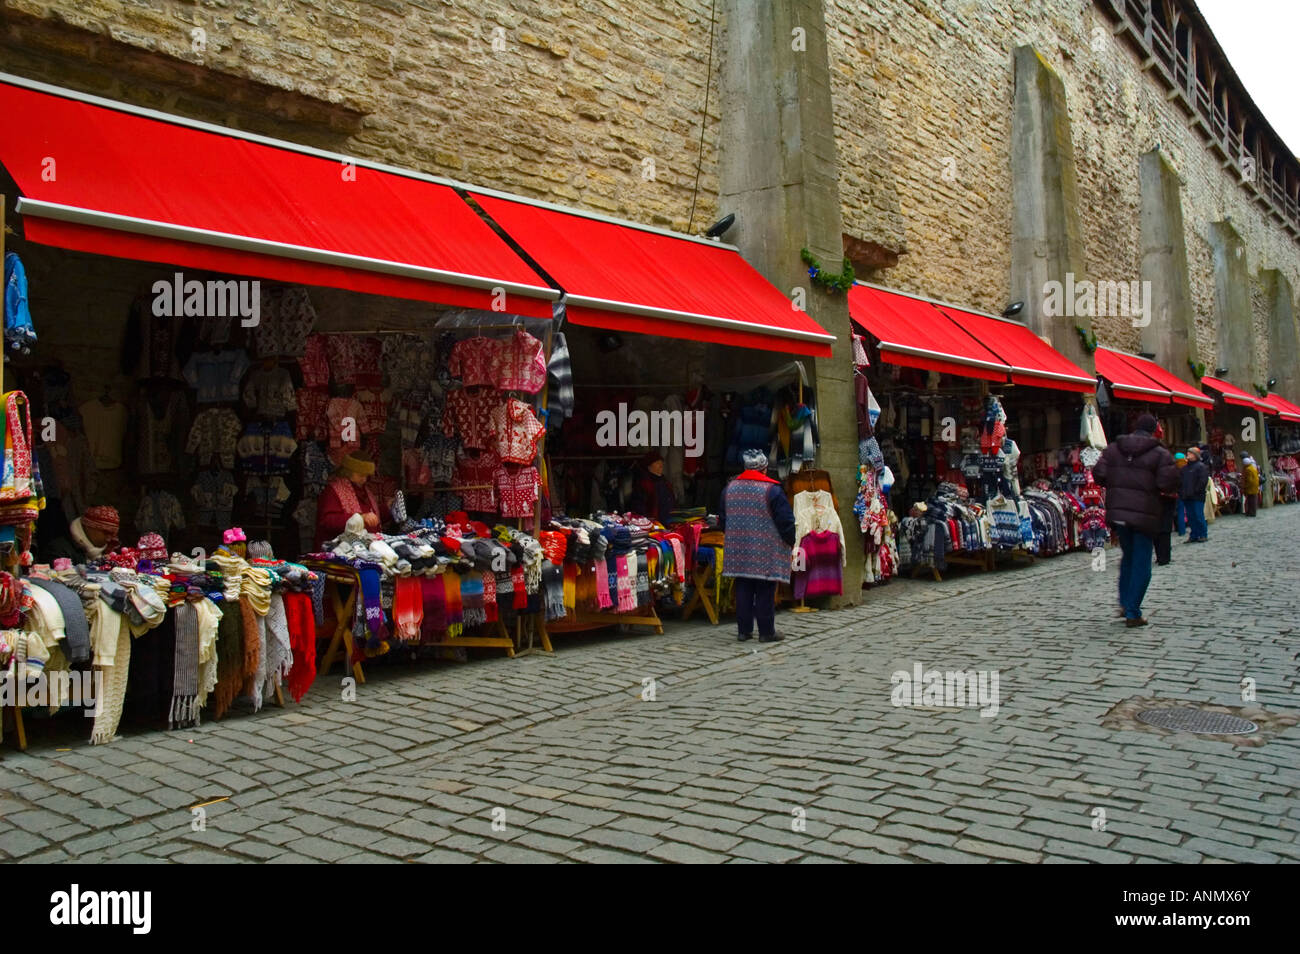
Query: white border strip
[
  {"left": 876, "top": 341, "right": 1009, "bottom": 373},
  {"left": 0, "top": 71, "right": 737, "bottom": 253},
  {"left": 565, "top": 293, "right": 836, "bottom": 346},
  {"left": 1202, "top": 377, "right": 1267, "bottom": 410},
  {"left": 16, "top": 198, "right": 560, "bottom": 301},
  {"left": 1109, "top": 382, "right": 1173, "bottom": 399}
]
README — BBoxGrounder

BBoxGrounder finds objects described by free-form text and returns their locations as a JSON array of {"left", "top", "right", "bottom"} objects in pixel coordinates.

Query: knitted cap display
[
  {"left": 222, "top": 527, "right": 247, "bottom": 544},
  {"left": 741, "top": 448, "right": 768, "bottom": 471},
  {"left": 82, "top": 505, "right": 120, "bottom": 535},
  {"left": 136, "top": 533, "right": 167, "bottom": 561}
]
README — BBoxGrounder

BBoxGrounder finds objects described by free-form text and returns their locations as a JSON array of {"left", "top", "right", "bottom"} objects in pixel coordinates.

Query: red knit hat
[
  {"left": 82, "top": 505, "right": 120, "bottom": 536},
  {"left": 137, "top": 533, "right": 167, "bottom": 562}
]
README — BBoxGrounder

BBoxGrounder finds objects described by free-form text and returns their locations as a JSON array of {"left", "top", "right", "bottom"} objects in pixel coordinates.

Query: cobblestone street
[{"left": 2, "top": 508, "right": 1297, "bottom": 864}]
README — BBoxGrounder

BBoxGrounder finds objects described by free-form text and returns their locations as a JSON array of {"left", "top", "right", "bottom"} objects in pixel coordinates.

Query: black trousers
[
  {"left": 734, "top": 577, "right": 777, "bottom": 637},
  {"left": 1153, "top": 531, "right": 1172, "bottom": 566}
]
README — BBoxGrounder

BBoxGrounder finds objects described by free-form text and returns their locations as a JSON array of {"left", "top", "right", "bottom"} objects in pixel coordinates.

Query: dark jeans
[
  {"left": 734, "top": 577, "right": 777, "bottom": 637},
  {"left": 1174, "top": 498, "right": 1186, "bottom": 534},
  {"left": 1184, "top": 497, "right": 1207, "bottom": 541},
  {"left": 1244, "top": 493, "right": 1258, "bottom": 516},
  {"left": 1153, "top": 532, "right": 1171, "bottom": 566},
  {"left": 1113, "top": 524, "right": 1154, "bottom": 620}
]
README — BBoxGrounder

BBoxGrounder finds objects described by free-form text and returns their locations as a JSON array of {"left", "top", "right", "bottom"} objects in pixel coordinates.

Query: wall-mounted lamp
[
  {"left": 1267, "top": 377, "right": 1278, "bottom": 389},
  {"left": 1001, "top": 301, "right": 1024, "bottom": 319},
  {"left": 705, "top": 214, "right": 736, "bottom": 241},
  {"left": 1215, "top": 367, "right": 1229, "bottom": 376},
  {"left": 1138, "top": 351, "right": 1156, "bottom": 360}
]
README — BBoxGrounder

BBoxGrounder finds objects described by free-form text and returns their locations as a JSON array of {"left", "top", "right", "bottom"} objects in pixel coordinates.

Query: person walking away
[
  {"left": 1172, "top": 453, "right": 1187, "bottom": 535},
  {"left": 1093, "top": 413, "right": 1179, "bottom": 627},
  {"left": 1181, "top": 446, "right": 1210, "bottom": 542},
  {"left": 1152, "top": 422, "right": 1175, "bottom": 566},
  {"left": 1241, "top": 454, "right": 1260, "bottom": 516},
  {"left": 719, "top": 449, "right": 796, "bottom": 642}
]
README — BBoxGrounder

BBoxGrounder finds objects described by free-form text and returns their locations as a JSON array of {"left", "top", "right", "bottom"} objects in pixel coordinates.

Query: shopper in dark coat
[
  {"left": 1180, "top": 446, "right": 1210, "bottom": 542},
  {"left": 627, "top": 451, "right": 676, "bottom": 522},
  {"left": 1151, "top": 422, "right": 1176, "bottom": 567},
  {"left": 1092, "top": 413, "right": 1178, "bottom": 627}
]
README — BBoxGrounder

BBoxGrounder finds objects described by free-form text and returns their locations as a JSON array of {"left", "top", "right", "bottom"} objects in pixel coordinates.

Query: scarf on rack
[
  {"left": 594, "top": 557, "right": 612, "bottom": 609},
  {"left": 420, "top": 575, "right": 446, "bottom": 639},
  {"left": 635, "top": 553, "right": 649, "bottom": 605},
  {"left": 444, "top": 570, "right": 463, "bottom": 637},
  {"left": 562, "top": 562, "right": 577, "bottom": 612},
  {"left": 461, "top": 573, "right": 485, "bottom": 628},
  {"left": 282, "top": 591, "right": 317, "bottom": 702},
  {"left": 262, "top": 593, "right": 293, "bottom": 703},
  {"left": 481, "top": 570, "right": 498, "bottom": 623},
  {"left": 510, "top": 565, "right": 527, "bottom": 610},
  {"left": 354, "top": 563, "right": 387, "bottom": 648},
  {"left": 90, "top": 608, "right": 130, "bottom": 745},
  {"left": 615, "top": 555, "right": 635, "bottom": 612},
  {"left": 542, "top": 563, "right": 565, "bottom": 620},
  {"left": 28, "top": 576, "right": 91, "bottom": 663},
  {"left": 169, "top": 601, "right": 200, "bottom": 729},
  {"left": 193, "top": 597, "right": 220, "bottom": 716},
  {"left": 212, "top": 599, "right": 243, "bottom": 719},
  {"left": 393, "top": 575, "right": 424, "bottom": 642}
]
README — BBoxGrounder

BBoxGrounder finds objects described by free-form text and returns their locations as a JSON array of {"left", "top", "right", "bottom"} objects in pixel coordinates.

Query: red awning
[
  {"left": 469, "top": 192, "right": 836, "bottom": 358},
  {"left": 0, "top": 75, "right": 557, "bottom": 317},
  {"left": 1201, "top": 376, "right": 1265, "bottom": 409},
  {"left": 936, "top": 304, "right": 1096, "bottom": 393},
  {"left": 1266, "top": 393, "right": 1300, "bottom": 423},
  {"left": 1107, "top": 351, "right": 1215, "bottom": 408},
  {"left": 1094, "top": 348, "right": 1174, "bottom": 402},
  {"left": 1254, "top": 393, "right": 1300, "bottom": 422},
  {"left": 847, "top": 284, "right": 1009, "bottom": 381}
]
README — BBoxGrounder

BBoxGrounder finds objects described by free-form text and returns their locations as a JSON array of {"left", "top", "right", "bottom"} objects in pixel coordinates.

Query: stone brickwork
[
  {"left": 824, "top": 0, "right": 1300, "bottom": 368},
  {"left": 0, "top": 0, "right": 720, "bottom": 231}
]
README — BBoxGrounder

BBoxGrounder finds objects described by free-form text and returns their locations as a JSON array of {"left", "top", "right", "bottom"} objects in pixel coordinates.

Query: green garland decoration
[
  {"left": 801, "top": 248, "right": 855, "bottom": 294},
  {"left": 1187, "top": 359, "right": 1206, "bottom": 380},
  {"left": 1075, "top": 325, "right": 1098, "bottom": 354},
  {"left": 1253, "top": 383, "right": 1269, "bottom": 398}
]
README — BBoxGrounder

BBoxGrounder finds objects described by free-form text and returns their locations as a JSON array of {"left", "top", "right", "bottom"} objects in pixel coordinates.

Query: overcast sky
[{"left": 1194, "top": 0, "right": 1300, "bottom": 155}]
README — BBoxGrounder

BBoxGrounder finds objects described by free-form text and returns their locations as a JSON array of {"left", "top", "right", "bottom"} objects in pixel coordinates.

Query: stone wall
[
  {"left": 0, "top": 0, "right": 720, "bottom": 231},
  {"left": 825, "top": 0, "right": 1300, "bottom": 370}
]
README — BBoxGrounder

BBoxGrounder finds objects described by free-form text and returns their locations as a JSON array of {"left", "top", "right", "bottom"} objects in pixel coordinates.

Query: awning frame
[
  {"left": 564, "top": 292, "right": 836, "bottom": 347},
  {"left": 15, "top": 197, "right": 559, "bottom": 301}
]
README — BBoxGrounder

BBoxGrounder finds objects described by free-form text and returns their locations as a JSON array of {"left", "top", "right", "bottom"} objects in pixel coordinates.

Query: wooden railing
[{"left": 1098, "top": 0, "right": 1300, "bottom": 235}]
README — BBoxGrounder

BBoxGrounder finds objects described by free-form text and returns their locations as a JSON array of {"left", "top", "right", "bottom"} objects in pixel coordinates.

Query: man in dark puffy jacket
[
  {"left": 1092, "top": 413, "right": 1179, "bottom": 627},
  {"left": 1180, "top": 446, "right": 1210, "bottom": 542}
]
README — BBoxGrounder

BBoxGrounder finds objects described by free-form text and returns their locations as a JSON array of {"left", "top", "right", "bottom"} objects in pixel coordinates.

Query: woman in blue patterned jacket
[{"left": 718, "top": 449, "right": 796, "bottom": 643}]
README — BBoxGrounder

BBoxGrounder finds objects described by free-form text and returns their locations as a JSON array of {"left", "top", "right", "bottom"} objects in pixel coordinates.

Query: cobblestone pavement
[{"left": 2, "top": 508, "right": 1298, "bottom": 864}]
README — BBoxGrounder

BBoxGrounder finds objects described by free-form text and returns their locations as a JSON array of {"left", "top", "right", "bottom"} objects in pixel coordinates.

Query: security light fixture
[
  {"left": 1215, "top": 367, "right": 1229, "bottom": 376},
  {"left": 1268, "top": 377, "right": 1278, "bottom": 388},
  {"left": 1138, "top": 351, "right": 1156, "bottom": 360},
  {"left": 705, "top": 214, "right": 736, "bottom": 240},
  {"left": 1001, "top": 301, "right": 1024, "bottom": 319}
]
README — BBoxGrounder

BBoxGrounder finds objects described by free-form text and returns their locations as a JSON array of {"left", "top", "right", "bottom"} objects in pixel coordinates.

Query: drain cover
[{"left": 1136, "top": 707, "right": 1258, "bottom": 735}]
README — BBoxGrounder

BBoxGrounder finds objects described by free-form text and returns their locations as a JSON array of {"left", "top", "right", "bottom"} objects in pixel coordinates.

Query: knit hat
[
  {"left": 1174, "top": 453, "right": 1185, "bottom": 461},
  {"left": 338, "top": 453, "right": 376, "bottom": 477},
  {"left": 137, "top": 533, "right": 167, "bottom": 562},
  {"left": 222, "top": 527, "right": 247, "bottom": 545},
  {"left": 1186, "top": 446, "right": 1201, "bottom": 458},
  {"left": 741, "top": 448, "right": 768, "bottom": 471},
  {"left": 1135, "top": 413, "right": 1158, "bottom": 434},
  {"left": 82, "top": 505, "right": 119, "bottom": 536}
]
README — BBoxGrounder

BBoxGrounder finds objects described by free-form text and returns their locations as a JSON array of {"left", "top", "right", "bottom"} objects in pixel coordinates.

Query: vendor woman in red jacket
[{"left": 315, "top": 453, "right": 382, "bottom": 549}]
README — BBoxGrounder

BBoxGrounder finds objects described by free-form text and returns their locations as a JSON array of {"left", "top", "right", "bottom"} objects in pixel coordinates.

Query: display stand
[
  {"left": 0, "top": 194, "right": 23, "bottom": 751},
  {"left": 681, "top": 559, "right": 719, "bottom": 624},
  {"left": 542, "top": 604, "right": 664, "bottom": 637}
]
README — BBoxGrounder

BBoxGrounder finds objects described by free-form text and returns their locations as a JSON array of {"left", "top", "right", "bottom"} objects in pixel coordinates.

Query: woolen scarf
[
  {"left": 542, "top": 563, "right": 565, "bottom": 620},
  {"left": 615, "top": 555, "right": 635, "bottom": 612},
  {"left": 420, "top": 575, "right": 446, "bottom": 639},
  {"left": 169, "top": 601, "right": 200, "bottom": 728},
  {"left": 90, "top": 609, "right": 131, "bottom": 745},
  {"left": 393, "top": 575, "right": 424, "bottom": 642},
  {"left": 353, "top": 563, "right": 387, "bottom": 648},
  {"left": 262, "top": 592, "right": 293, "bottom": 703},
  {"left": 212, "top": 599, "right": 244, "bottom": 720},
  {"left": 282, "top": 591, "right": 317, "bottom": 702},
  {"left": 28, "top": 576, "right": 91, "bottom": 663},
  {"left": 594, "top": 557, "right": 612, "bottom": 609},
  {"left": 481, "top": 570, "right": 498, "bottom": 623},
  {"left": 461, "top": 573, "right": 485, "bottom": 628}
]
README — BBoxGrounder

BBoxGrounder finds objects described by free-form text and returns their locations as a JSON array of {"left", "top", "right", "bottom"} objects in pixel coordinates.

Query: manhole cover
[{"left": 1136, "top": 707, "right": 1258, "bottom": 735}]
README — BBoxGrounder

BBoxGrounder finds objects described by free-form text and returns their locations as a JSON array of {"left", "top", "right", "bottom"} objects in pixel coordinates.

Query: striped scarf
[{"left": 169, "top": 601, "right": 200, "bottom": 728}]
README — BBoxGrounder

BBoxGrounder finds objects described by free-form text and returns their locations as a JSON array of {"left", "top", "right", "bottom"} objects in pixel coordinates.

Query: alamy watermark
[
  {"left": 890, "top": 662, "right": 1000, "bottom": 717},
  {"left": 0, "top": 669, "right": 103, "bottom": 714},
  {"left": 595, "top": 403, "right": 705, "bottom": 458},
  {"left": 1043, "top": 272, "right": 1151, "bottom": 327},
  {"left": 152, "top": 272, "right": 260, "bottom": 326}
]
